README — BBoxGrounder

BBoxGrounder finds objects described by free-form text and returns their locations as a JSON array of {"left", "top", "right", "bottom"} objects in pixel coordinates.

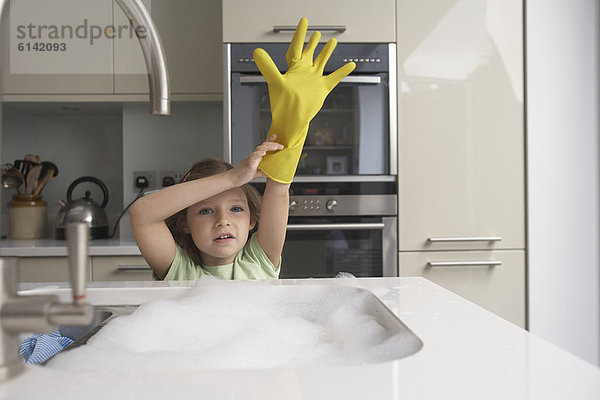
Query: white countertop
[
  {"left": 1, "top": 277, "right": 599, "bottom": 399},
  {"left": 0, "top": 239, "right": 141, "bottom": 257}
]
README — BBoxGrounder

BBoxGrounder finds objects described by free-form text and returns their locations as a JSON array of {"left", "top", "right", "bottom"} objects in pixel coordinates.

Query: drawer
[
  {"left": 92, "top": 256, "right": 153, "bottom": 282},
  {"left": 17, "top": 257, "right": 92, "bottom": 283},
  {"left": 223, "top": 0, "right": 395, "bottom": 43},
  {"left": 399, "top": 250, "right": 525, "bottom": 328}
]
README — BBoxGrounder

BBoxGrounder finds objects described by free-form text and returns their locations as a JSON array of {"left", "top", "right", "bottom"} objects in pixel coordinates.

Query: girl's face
[{"left": 184, "top": 187, "right": 255, "bottom": 266}]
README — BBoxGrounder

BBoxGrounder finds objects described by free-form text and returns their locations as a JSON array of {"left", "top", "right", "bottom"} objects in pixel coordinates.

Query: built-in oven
[
  {"left": 224, "top": 43, "right": 396, "bottom": 178},
  {"left": 252, "top": 181, "right": 397, "bottom": 278},
  {"left": 224, "top": 42, "right": 398, "bottom": 278}
]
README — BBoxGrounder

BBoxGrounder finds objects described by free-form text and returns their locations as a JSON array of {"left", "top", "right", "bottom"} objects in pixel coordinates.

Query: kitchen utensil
[
  {"left": 33, "top": 170, "right": 54, "bottom": 196},
  {"left": 40, "top": 161, "right": 59, "bottom": 179},
  {"left": 55, "top": 176, "right": 110, "bottom": 240},
  {"left": 2, "top": 168, "right": 25, "bottom": 195},
  {"left": 33, "top": 161, "right": 59, "bottom": 196},
  {"left": 25, "top": 164, "right": 42, "bottom": 195},
  {"left": 24, "top": 154, "right": 39, "bottom": 164},
  {"left": 2, "top": 163, "right": 14, "bottom": 174},
  {"left": 13, "top": 159, "right": 36, "bottom": 177}
]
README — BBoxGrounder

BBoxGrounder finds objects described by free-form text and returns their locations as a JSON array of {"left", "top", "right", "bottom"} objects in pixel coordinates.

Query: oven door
[
  {"left": 229, "top": 72, "right": 391, "bottom": 177},
  {"left": 280, "top": 216, "right": 397, "bottom": 278}
]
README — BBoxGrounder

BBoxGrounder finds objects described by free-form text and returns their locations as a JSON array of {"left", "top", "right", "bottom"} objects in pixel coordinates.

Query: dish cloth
[{"left": 19, "top": 329, "right": 74, "bottom": 364}]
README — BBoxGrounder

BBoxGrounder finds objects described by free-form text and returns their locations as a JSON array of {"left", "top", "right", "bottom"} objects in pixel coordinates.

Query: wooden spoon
[
  {"left": 26, "top": 165, "right": 42, "bottom": 195},
  {"left": 33, "top": 169, "right": 54, "bottom": 196}
]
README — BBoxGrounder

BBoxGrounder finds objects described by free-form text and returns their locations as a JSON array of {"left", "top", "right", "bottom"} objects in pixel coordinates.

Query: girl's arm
[
  {"left": 130, "top": 137, "right": 283, "bottom": 279},
  {"left": 256, "top": 179, "right": 290, "bottom": 268}
]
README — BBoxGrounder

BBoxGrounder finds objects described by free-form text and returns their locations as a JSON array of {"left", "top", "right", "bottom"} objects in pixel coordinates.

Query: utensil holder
[{"left": 8, "top": 194, "right": 47, "bottom": 239}]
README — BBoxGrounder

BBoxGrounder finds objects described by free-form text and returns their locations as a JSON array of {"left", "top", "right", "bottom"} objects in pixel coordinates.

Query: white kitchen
[{"left": 0, "top": 0, "right": 598, "bottom": 398}]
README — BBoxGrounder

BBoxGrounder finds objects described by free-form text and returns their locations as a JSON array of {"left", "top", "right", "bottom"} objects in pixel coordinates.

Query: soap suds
[{"left": 47, "top": 278, "right": 421, "bottom": 371}]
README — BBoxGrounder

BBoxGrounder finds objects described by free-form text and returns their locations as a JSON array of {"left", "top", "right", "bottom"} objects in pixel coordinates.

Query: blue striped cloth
[{"left": 19, "top": 329, "right": 74, "bottom": 364}]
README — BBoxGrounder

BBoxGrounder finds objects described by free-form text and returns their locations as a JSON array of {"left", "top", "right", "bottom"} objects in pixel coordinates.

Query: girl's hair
[{"left": 165, "top": 158, "right": 261, "bottom": 265}]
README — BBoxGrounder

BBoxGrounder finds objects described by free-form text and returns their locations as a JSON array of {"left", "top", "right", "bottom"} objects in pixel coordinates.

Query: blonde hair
[{"left": 166, "top": 158, "right": 261, "bottom": 265}]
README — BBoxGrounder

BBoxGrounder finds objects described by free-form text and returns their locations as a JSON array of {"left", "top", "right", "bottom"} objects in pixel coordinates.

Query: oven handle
[
  {"left": 286, "top": 222, "right": 385, "bottom": 231},
  {"left": 239, "top": 75, "right": 381, "bottom": 85}
]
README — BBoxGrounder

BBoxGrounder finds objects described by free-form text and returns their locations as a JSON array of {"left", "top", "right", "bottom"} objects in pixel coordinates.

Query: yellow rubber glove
[{"left": 253, "top": 17, "right": 356, "bottom": 184}]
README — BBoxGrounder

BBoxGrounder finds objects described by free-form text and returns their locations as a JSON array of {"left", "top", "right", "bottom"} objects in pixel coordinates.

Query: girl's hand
[{"left": 229, "top": 135, "right": 284, "bottom": 186}]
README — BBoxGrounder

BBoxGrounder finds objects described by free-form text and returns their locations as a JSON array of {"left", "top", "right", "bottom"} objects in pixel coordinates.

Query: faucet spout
[
  {"left": 115, "top": 0, "right": 170, "bottom": 115},
  {"left": 0, "top": 222, "right": 95, "bottom": 382}
]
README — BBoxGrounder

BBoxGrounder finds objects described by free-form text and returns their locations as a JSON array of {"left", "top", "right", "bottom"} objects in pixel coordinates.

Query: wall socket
[
  {"left": 133, "top": 171, "right": 155, "bottom": 191},
  {"left": 160, "top": 171, "right": 183, "bottom": 187}
]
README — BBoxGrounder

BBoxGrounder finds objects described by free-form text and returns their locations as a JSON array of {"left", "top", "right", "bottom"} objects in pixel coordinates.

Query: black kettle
[{"left": 55, "top": 176, "right": 110, "bottom": 239}]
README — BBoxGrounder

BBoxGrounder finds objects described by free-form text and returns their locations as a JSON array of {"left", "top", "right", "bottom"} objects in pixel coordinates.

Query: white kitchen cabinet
[
  {"left": 399, "top": 250, "right": 525, "bottom": 327},
  {"left": 397, "top": 0, "right": 524, "bottom": 252},
  {"left": 15, "top": 256, "right": 151, "bottom": 283},
  {"left": 222, "top": 0, "right": 395, "bottom": 43},
  {"left": 396, "top": 0, "right": 525, "bottom": 325},
  {"left": 1, "top": 0, "right": 114, "bottom": 95},
  {"left": 115, "top": 0, "right": 222, "bottom": 97},
  {"left": 91, "top": 256, "right": 152, "bottom": 281},
  {"left": 2, "top": 0, "right": 221, "bottom": 99},
  {"left": 17, "top": 257, "right": 92, "bottom": 283}
]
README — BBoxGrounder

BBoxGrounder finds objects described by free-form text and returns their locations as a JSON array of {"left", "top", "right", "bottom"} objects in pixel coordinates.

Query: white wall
[{"left": 526, "top": 0, "right": 600, "bottom": 365}]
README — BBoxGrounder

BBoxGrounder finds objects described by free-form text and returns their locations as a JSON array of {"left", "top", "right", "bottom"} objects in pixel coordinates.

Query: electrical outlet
[
  {"left": 133, "top": 171, "right": 155, "bottom": 191},
  {"left": 160, "top": 170, "right": 183, "bottom": 187}
]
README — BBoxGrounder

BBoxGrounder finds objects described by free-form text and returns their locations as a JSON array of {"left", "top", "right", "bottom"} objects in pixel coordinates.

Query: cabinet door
[
  {"left": 397, "top": 0, "right": 524, "bottom": 251},
  {"left": 92, "top": 256, "right": 152, "bottom": 281},
  {"left": 2, "top": 0, "right": 113, "bottom": 95},
  {"left": 222, "top": 0, "right": 395, "bottom": 43},
  {"left": 399, "top": 250, "right": 525, "bottom": 328},
  {"left": 114, "top": 0, "right": 222, "bottom": 95},
  {"left": 17, "top": 257, "right": 92, "bottom": 283}
]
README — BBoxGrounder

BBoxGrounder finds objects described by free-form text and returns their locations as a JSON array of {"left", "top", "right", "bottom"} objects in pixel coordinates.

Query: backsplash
[{"left": 1, "top": 101, "right": 223, "bottom": 239}]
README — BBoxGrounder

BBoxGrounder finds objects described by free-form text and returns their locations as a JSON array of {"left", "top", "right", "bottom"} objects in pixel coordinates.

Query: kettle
[{"left": 56, "top": 176, "right": 110, "bottom": 239}]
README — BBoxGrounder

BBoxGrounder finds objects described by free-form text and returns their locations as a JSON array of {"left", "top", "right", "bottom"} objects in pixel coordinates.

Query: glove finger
[
  {"left": 286, "top": 17, "right": 308, "bottom": 66},
  {"left": 253, "top": 48, "right": 283, "bottom": 85},
  {"left": 324, "top": 62, "right": 356, "bottom": 91},
  {"left": 302, "top": 31, "right": 321, "bottom": 62},
  {"left": 314, "top": 38, "right": 337, "bottom": 73}
]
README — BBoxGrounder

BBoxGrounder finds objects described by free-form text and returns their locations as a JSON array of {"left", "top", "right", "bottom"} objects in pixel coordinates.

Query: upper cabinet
[
  {"left": 2, "top": 0, "right": 222, "bottom": 99},
  {"left": 1, "top": 0, "right": 114, "bottom": 95},
  {"left": 397, "top": 0, "right": 525, "bottom": 252},
  {"left": 115, "top": 0, "right": 222, "bottom": 97},
  {"left": 222, "top": 0, "right": 396, "bottom": 43}
]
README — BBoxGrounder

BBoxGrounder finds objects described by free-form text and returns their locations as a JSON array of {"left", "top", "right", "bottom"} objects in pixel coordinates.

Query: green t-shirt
[{"left": 154, "top": 233, "right": 280, "bottom": 281}]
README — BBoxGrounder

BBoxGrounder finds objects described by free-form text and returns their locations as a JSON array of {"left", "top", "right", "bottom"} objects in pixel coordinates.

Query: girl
[{"left": 130, "top": 135, "right": 289, "bottom": 280}]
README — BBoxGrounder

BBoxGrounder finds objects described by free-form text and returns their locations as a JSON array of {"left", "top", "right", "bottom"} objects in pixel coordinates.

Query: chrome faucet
[
  {"left": 0, "top": 223, "right": 94, "bottom": 381},
  {"left": 115, "top": 0, "right": 171, "bottom": 115}
]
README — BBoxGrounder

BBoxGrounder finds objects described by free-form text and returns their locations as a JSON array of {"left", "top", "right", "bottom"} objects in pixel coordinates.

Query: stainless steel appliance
[
  {"left": 224, "top": 43, "right": 396, "bottom": 179},
  {"left": 224, "top": 42, "right": 398, "bottom": 278},
  {"left": 55, "top": 176, "right": 110, "bottom": 240},
  {"left": 252, "top": 181, "right": 397, "bottom": 278}
]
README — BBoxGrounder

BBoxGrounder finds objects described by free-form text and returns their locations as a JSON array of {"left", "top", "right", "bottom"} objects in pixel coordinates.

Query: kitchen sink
[
  {"left": 37, "top": 282, "right": 423, "bottom": 370},
  {"left": 53, "top": 305, "right": 138, "bottom": 354}
]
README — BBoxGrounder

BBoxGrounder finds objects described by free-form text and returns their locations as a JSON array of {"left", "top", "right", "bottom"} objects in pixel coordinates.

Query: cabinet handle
[
  {"left": 117, "top": 265, "right": 151, "bottom": 271},
  {"left": 427, "top": 261, "right": 502, "bottom": 267},
  {"left": 273, "top": 25, "right": 347, "bottom": 33},
  {"left": 428, "top": 236, "right": 502, "bottom": 243}
]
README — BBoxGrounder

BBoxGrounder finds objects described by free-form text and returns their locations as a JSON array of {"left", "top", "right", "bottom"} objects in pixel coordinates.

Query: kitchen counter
[
  {"left": 0, "top": 239, "right": 141, "bottom": 257},
  {"left": 1, "top": 277, "right": 598, "bottom": 399}
]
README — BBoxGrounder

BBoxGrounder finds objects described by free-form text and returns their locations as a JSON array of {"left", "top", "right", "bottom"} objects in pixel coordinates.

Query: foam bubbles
[{"left": 47, "top": 278, "right": 421, "bottom": 372}]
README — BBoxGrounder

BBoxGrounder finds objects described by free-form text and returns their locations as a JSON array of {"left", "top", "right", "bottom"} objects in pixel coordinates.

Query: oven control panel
[{"left": 288, "top": 195, "right": 396, "bottom": 216}]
